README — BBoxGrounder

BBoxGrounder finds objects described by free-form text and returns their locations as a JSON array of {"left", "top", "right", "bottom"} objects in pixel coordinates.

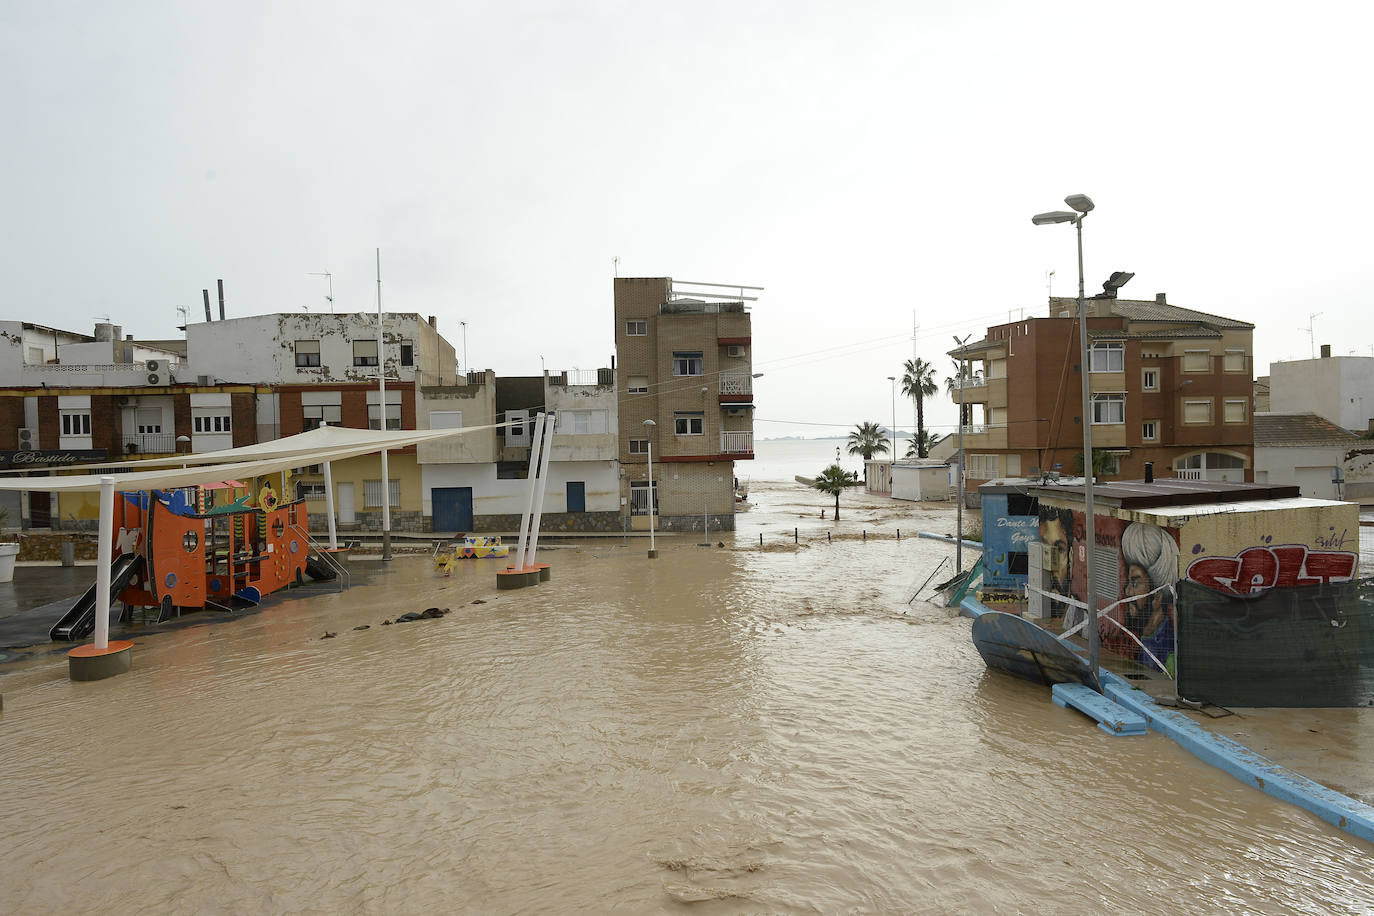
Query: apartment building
[
  {"left": 1266, "top": 346, "right": 1374, "bottom": 433},
  {"left": 183, "top": 311, "right": 459, "bottom": 531},
  {"left": 947, "top": 292, "right": 1254, "bottom": 490},
  {"left": 614, "top": 277, "right": 757, "bottom": 532},
  {"left": 0, "top": 320, "right": 266, "bottom": 529},
  {"left": 416, "top": 369, "right": 620, "bottom": 532}
]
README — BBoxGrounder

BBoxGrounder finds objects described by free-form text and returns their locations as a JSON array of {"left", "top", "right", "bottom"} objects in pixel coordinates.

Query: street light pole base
[{"left": 647, "top": 549, "right": 658, "bottom": 559}]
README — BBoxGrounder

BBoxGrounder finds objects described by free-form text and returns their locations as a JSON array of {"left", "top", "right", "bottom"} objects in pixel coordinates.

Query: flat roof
[
  {"left": 1133, "top": 496, "right": 1351, "bottom": 522},
  {"left": 1031, "top": 478, "right": 1301, "bottom": 509}
]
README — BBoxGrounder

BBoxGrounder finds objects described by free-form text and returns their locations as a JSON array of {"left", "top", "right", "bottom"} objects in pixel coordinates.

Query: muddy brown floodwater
[{"left": 1, "top": 479, "right": 1372, "bottom": 913}]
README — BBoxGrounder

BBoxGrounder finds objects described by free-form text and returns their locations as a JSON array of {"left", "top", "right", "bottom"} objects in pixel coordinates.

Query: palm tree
[
  {"left": 846, "top": 421, "right": 890, "bottom": 460},
  {"left": 1074, "top": 449, "right": 1118, "bottom": 479},
  {"left": 901, "top": 358, "right": 939, "bottom": 458},
  {"left": 905, "top": 431, "right": 940, "bottom": 459},
  {"left": 813, "top": 463, "right": 861, "bottom": 519},
  {"left": 945, "top": 362, "right": 974, "bottom": 427}
]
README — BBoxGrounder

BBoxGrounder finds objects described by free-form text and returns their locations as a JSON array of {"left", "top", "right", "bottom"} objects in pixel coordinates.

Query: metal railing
[
  {"left": 719, "top": 373, "right": 754, "bottom": 395},
  {"left": 301, "top": 528, "right": 350, "bottom": 592},
  {"left": 720, "top": 431, "right": 754, "bottom": 453},
  {"left": 1175, "top": 468, "right": 1203, "bottom": 480},
  {"left": 122, "top": 432, "right": 176, "bottom": 454},
  {"left": 960, "top": 374, "right": 988, "bottom": 388}
]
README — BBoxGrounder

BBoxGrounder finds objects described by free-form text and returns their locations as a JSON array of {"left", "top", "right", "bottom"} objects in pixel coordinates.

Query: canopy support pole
[
  {"left": 323, "top": 460, "right": 338, "bottom": 549},
  {"left": 527, "top": 413, "right": 556, "bottom": 570},
  {"left": 94, "top": 476, "right": 114, "bottom": 651},
  {"left": 514, "top": 412, "right": 546, "bottom": 571}
]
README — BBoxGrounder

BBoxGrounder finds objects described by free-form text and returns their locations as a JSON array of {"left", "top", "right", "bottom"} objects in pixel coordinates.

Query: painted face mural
[
  {"left": 1100, "top": 521, "right": 1180, "bottom": 671},
  {"left": 1037, "top": 505, "right": 1074, "bottom": 618}
]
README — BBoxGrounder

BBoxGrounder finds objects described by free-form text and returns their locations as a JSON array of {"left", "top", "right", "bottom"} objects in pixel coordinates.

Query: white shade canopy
[{"left": 0, "top": 423, "right": 503, "bottom": 494}]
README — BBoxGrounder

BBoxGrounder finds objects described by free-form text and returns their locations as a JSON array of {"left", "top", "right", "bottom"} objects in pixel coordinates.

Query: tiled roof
[
  {"left": 1254, "top": 412, "right": 1367, "bottom": 447},
  {"left": 1088, "top": 327, "right": 1220, "bottom": 340},
  {"left": 1108, "top": 298, "right": 1254, "bottom": 330}
]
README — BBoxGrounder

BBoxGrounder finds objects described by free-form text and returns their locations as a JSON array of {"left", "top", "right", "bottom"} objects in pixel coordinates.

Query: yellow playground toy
[{"left": 434, "top": 536, "right": 510, "bottom": 575}]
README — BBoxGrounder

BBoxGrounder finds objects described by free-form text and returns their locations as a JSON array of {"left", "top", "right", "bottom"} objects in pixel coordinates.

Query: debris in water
[
  {"left": 353, "top": 625, "right": 370, "bottom": 631},
  {"left": 381, "top": 620, "right": 393, "bottom": 626},
  {"left": 472, "top": 599, "right": 486, "bottom": 605},
  {"left": 321, "top": 632, "right": 337, "bottom": 639}
]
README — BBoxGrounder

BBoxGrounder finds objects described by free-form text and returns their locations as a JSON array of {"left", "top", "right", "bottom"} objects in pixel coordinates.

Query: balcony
[
  {"left": 721, "top": 431, "right": 754, "bottom": 454},
  {"left": 957, "top": 374, "right": 988, "bottom": 390},
  {"left": 22, "top": 362, "right": 182, "bottom": 387},
  {"left": 719, "top": 373, "right": 755, "bottom": 395},
  {"left": 122, "top": 432, "right": 176, "bottom": 454}
]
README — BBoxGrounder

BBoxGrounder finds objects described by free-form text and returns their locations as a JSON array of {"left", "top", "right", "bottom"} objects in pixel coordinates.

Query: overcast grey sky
[{"left": 5, "top": 1, "right": 1372, "bottom": 441}]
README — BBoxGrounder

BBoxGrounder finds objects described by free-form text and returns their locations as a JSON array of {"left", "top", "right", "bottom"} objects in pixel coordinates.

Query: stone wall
[
  {"left": 474, "top": 511, "right": 623, "bottom": 533},
  {"left": 5, "top": 532, "right": 100, "bottom": 561}
]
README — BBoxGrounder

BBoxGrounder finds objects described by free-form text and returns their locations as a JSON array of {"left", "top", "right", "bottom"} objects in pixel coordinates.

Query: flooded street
[{"left": 2, "top": 463, "right": 1372, "bottom": 912}]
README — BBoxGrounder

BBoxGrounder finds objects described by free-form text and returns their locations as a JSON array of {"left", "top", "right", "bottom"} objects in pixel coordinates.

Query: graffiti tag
[{"left": 1185, "top": 545, "right": 1357, "bottom": 597}]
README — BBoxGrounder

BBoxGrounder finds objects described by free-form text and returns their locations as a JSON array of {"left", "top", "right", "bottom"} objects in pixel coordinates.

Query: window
[
  {"left": 628, "top": 438, "right": 649, "bottom": 454},
  {"left": 627, "top": 375, "right": 649, "bottom": 394},
  {"left": 1224, "top": 399, "right": 1247, "bottom": 423},
  {"left": 193, "top": 413, "right": 232, "bottom": 433},
  {"left": 672, "top": 351, "right": 704, "bottom": 376},
  {"left": 1142, "top": 420, "right": 1159, "bottom": 441},
  {"left": 303, "top": 404, "right": 341, "bottom": 430},
  {"left": 61, "top": 411, "right": 91, "bottom": 436},
  {"left": 295, "top": 340, "right": 321, "bottom": 367},
  {"left": 295, "top": 482, "right": 328, "bottom": 501},
  {"left": 1091, "top": 393, "right": 1125, "bottom": 424},
  {"left": 674, "top": 413, "right": 704, "bottom": 435},
  {"left": 363, "top": 479, "right": 401, "bottom": 508},
  {"left": 353, "top": 339, "right": 378, "bottom": 367},
  {"left": 429, "top": 410, "right": 462, "bottom": 430},
  {"left": 400, "top": 339, "right": 414, "bottom": 366},
  {"left": 1183, "top": 399, "right": 1212, "bottom": 424},
  {"left": 1223, "top": 349, "right": 1247, "bottom": 373},
  {"left": 1142, "top": 368, "right": 1159, "bottom": 391},
  {"left": 629, "top": 480, "right": 658, "bottom": 515},
  {"left": 557, "top": 409, "right": 608, "bottom": 435},
  {"left": 625, "top": 320, "right": 647, "bottom": 336},
  {"left": 368, "top": 403, "right": 402, "bottom": 430},
  {"left": 966, "top": 454, "right": 999, "bottom": 479},
  {"left": 1089, "top": 341, "right": 1124, "bottom": 372},
  {"left": 1182, "top": 349, "right": 1211, "bottom": 373}
]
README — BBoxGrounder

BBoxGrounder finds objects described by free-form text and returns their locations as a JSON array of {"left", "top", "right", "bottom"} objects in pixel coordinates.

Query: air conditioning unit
[
  {"left": 142, "top": 359, "right": 170, "bottom": 386},
  {"left": 116, "top": 395, "right": 137, "bottom": 407},
  {"left": 146, "top": 372, "right": 163, "bottom": 385},
  {"left": 197, "top": 375, "right": 212, "bottom": 387},
  {"left": 17, "top": 427, "right": 36, "bottom": 450},
  {"left": 726, "top": 345, "right": 746, "bottom": 358}
]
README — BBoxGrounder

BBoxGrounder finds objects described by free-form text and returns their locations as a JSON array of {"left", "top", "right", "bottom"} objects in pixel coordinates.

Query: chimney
[
  {"left": 428, "top": 315, "right": 437, "bottom": 328},
  {"left": 217, "top": 279, "right": 226, "bottom": 320},
  {"left": 1321, "top": 344, "right": 1332, "bottom": 358},
  {"left": 203, "top": 289, "right": 212, "bottom": 322},
  {"left": 126, "top": 334, "right": 133, "bottom": 341},
  {"left": 1144, "top": 461, "right": 1154, "bottom": 484},
  {"left": 1155, "top": 293, "right": 1167, "bottom": 305}
]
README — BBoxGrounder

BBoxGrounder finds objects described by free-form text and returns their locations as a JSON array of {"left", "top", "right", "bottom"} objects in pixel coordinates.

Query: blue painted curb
[
  {"left": 916, "top": 531, "right": 983, "bottom": 549},
  {"left": 959, "top": 595, "right": 1374, "bottom": 848},
  {"left": 1101, "top": 674, "right": 1374, "bottom": 846}
]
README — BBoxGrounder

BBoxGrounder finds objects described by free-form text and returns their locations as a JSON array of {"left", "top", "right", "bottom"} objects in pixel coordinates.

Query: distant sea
[{"left": 748, "top": 438, "right": 861, "bottom": 484}]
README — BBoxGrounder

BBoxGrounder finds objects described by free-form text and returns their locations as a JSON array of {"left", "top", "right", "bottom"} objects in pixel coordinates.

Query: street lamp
[
  {"left": 643, "top": 418, "right": 657, "bottom": 559},
  {"left": 1032, "top": 192, "right": 1100, "bottom": 679},
  {"left": 952, "top": 335, "right": 970, "bottom": 575},
  {"left": 887, "top": 376, "right": 897, "bottom": 464}
]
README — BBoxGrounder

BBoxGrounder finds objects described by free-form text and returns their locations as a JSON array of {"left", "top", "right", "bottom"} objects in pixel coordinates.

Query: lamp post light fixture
[
  {"left": 952, "top": 335, "right": 970, "bottom": 575},
  {"left": 1032, "top": 192, "right": 1100, "bottom": 679},
  {"left": 643, "top": 418, "right": 657, "bottom": 559}
]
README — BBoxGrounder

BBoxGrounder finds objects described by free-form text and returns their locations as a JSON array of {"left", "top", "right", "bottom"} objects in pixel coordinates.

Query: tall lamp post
[
  {"left": 643, "top": 418, "right": 657, "bottom": 559},
  {"left": 1032, "top": 193, "right": 1099, "bottom": 678},
  {"left": 952, "top": 335, "right": 970, "bottom": 575},
  {"left": 887, "top": 375, "right": 898, "bottom": 466}
]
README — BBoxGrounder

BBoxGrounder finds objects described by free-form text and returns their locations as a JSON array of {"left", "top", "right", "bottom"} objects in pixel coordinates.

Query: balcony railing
[
  {"left": 1175, "top": 468, "right": 1203, "bottom": 480},
  {"left": 956, "top": 374, "right": 988, "bottom": 389},
  {"left": 720, "top": 431, "right": 754, "bottom": 454},
  {"left": 123, "top": 433, "right": 176, "bottom": 454},
  {"left": 958, "top": 423, "right": 1006, "bottom": 436},
  {"left": 719, "top": 373, "right": 754, "bottom": 395}
]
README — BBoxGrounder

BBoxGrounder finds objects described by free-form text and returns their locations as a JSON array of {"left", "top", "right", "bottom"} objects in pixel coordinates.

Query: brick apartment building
[
  {"left": 614, "top": 277, "right": 757, "bottom": 532},
  {"left": 948, "top": 292, "right": 1254, "bottom": 490}
]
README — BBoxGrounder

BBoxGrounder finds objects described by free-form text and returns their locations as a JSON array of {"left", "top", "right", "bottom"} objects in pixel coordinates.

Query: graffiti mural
[{"left": 1185, "top": 545, "right": 1357, "bottom": 596}]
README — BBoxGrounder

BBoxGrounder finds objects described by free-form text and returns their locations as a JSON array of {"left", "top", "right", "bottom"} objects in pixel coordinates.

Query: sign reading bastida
[{"left": 0, "top": 449, "right": 108, "bottom": 467}]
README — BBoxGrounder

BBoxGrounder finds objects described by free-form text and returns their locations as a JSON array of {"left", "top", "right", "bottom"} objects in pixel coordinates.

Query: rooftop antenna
[
  {"left": 176, "top": 306, "right": 189, "bottom": 336},
  {"left": 1301, "top": 312, "right": 1322, "bottom": 359},
  {"left": 612, "top": 256, "right": 620, "bottom": 277},
  {"left": 309, "top": 271, "right": 334, "bottom": 312},
  {"left": 1046, "top": 269, "right": 1055, "bottom": 299}
]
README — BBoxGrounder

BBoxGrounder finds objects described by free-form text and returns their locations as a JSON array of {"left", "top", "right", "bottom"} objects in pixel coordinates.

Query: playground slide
[{"left": 49, "top": 554, "right": 145, "bottom": 642}]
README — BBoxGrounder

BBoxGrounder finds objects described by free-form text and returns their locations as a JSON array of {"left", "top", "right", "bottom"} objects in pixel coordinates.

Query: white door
[
  {"left": 337, "top": 484, "right": 355, "bottom": 524},
  {"left": 507, "top": 409, "right": 530, "bottom": 447}
]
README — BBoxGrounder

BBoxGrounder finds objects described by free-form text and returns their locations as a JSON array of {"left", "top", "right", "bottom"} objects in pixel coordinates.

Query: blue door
[
  {"left": 566, "top": 481, "right": 586, "bottom": 513},
  {"left": 433, "top": 487, "right": 473, "bottom": 532}
]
